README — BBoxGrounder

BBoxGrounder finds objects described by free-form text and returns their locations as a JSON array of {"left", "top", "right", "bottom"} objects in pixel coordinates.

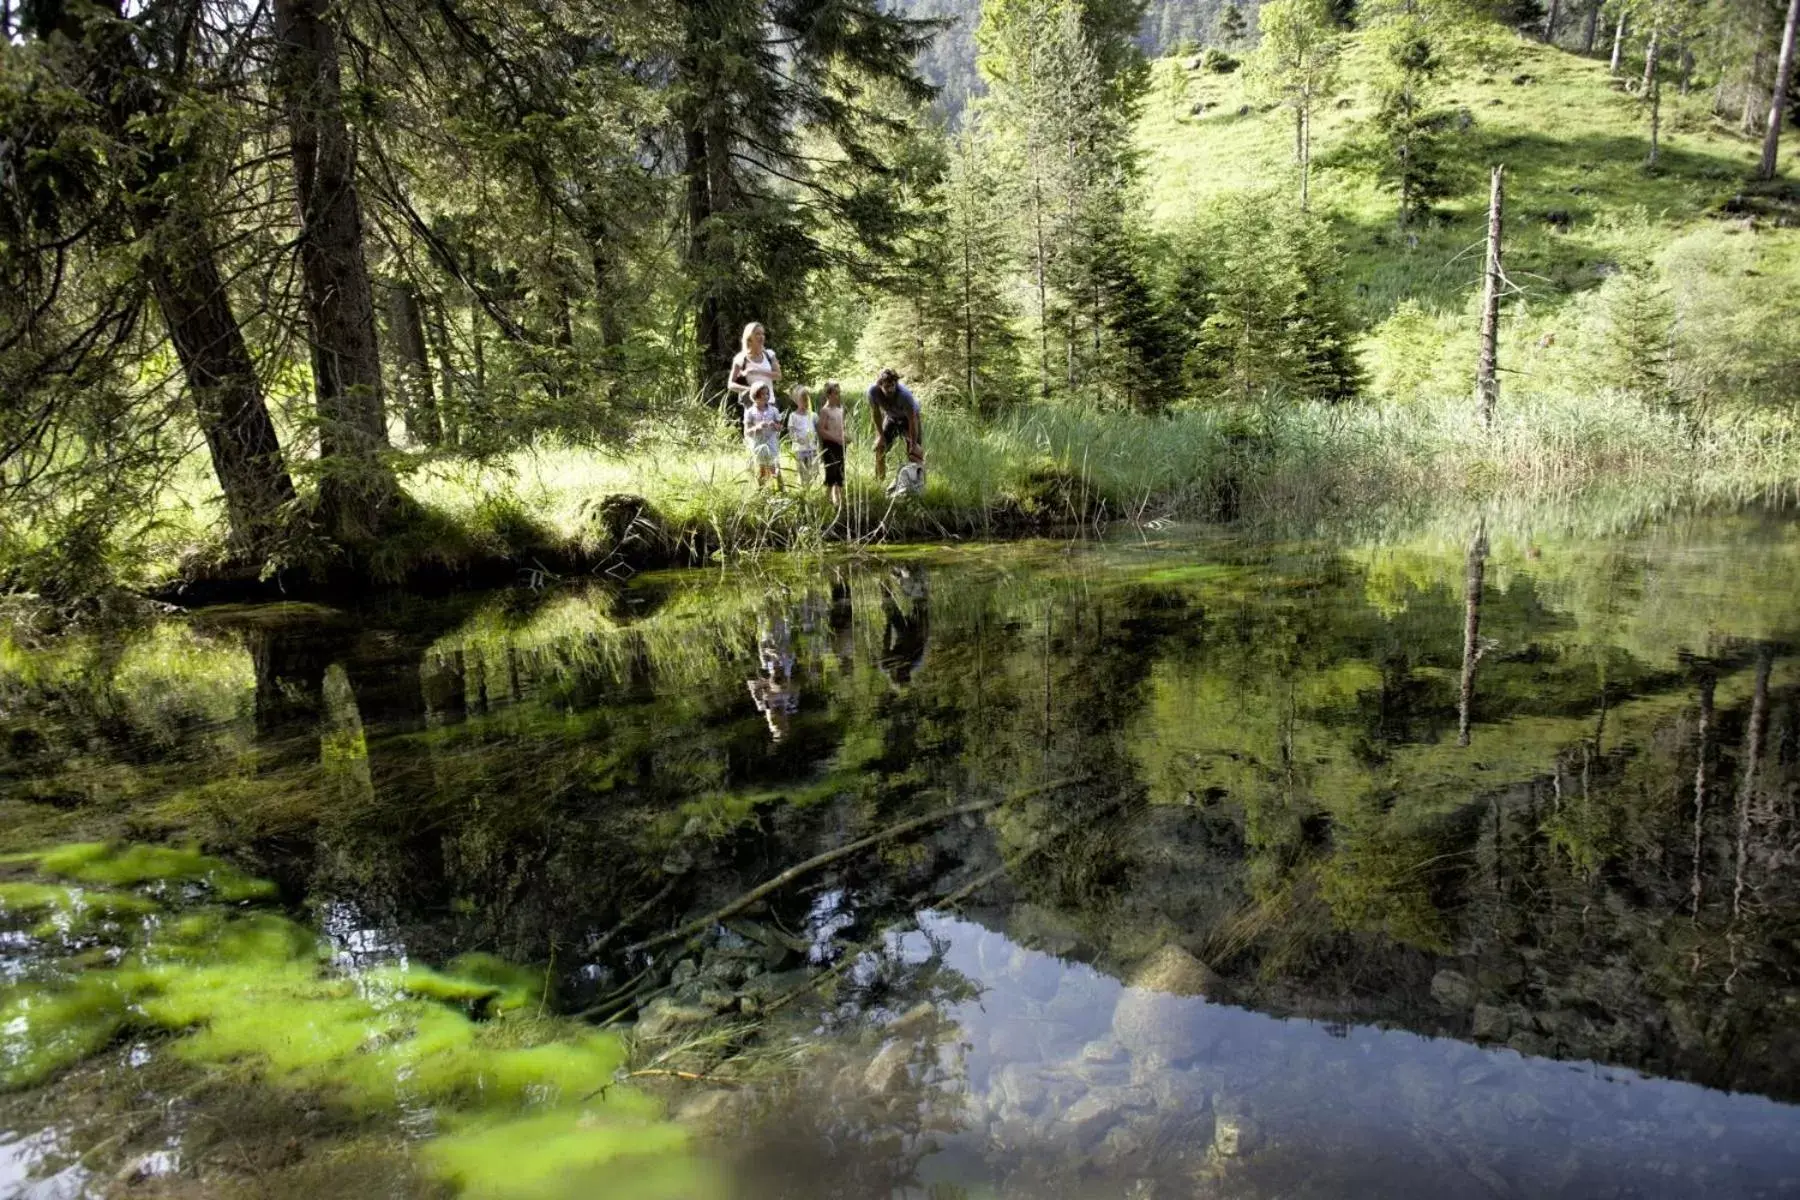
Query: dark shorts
[
  {"left": 876, "top": 417, "right": 911, "bottom": 452},
  {"left": 822, "top": 440, "right": 845, "bottom": 486}
]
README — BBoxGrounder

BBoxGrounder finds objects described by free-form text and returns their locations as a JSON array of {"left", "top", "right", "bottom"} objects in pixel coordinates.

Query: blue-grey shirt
[{"left": 868, "top": 382, "right": 919, "bottom": 427}]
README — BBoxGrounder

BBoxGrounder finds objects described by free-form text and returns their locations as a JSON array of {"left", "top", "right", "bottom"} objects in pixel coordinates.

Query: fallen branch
[
  {"left": 626, "top": 1068, "right": 739, "bottom": 1085},
  {"left": 626, "top": 777, "right": 1088, "bottom": 955}
]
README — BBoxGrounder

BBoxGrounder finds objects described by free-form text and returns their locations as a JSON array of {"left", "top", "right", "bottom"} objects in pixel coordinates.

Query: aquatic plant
[{"left": 0, "top": 843, "right": 716, "bottom": 1199}]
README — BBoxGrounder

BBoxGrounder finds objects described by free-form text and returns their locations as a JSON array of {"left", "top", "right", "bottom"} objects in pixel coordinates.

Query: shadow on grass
[{"left": 1324, "top": 130, "right": 1766, "bottom": 323}]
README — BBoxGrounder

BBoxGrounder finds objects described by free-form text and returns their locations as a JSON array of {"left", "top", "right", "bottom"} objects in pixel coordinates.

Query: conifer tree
[{"left": 1220, "top": 3, "right": 1251, "bottom": 46}]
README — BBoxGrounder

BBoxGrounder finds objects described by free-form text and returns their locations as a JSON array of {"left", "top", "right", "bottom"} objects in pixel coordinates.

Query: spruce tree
[
  {"left": 674, "top": 0, "right": 940, "bottom": 405},
  {"left": 1220, "top": 3, "right": 1251, "bottom": 45}
]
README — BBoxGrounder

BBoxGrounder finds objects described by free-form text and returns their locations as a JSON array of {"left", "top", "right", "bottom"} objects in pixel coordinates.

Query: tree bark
[
  {"left": 684, "top": 124, "right": 735, "bottom": 413},
  {"left": 146, "top": 244, "right": 297, "bottom": 554},
  {"left": 1648, "top": 50, "right": 1664, "bottom": 166},
  {"left": 423, "top": 296, "right": 459, "bottom": 446},
  {"left": 273, "top": 0, "right": 398, "bottom": 544},
  {"left": 387, "top": 282, "right": 440, "bottom": 446},
  {"left": 67, "top": 2, "right": 296, "bottom": 557},
  {"left": 1611, "top": 11, "right": 1628, "bottom": 74},
  {"left": 1583, "top": 0, "right": 1600, "bottom": 53},
  {"left": 1545, "top": 0, "right": 1562, "bottom": 43},
  {"left": 1476, "top": 165, "right": 1503, "bottom": 428},
  {"left": 1642, "top": 26, "right": 1660, "bottom": 94},
  {"left": 1760, "top": 0, "right": 1800, "bottom": 179}
]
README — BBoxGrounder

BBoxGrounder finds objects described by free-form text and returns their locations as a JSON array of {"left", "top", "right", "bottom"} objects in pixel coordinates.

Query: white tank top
[{"left": 736, "top": 349, "right": 777, "bottom": 396}]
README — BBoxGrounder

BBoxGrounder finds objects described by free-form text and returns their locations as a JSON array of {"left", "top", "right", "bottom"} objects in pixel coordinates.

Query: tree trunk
[
  {"left": 684, "top": 120, "right": 736, "bottom": 414},
  {"left": 1545, "top": 0, "right": 1562, "bottom": 43},
  {"left": 1299, "top": 102, "right": 1312, "bottom": 210},
  {"left": 273, "top": 0, "right": 397, "bottom": 544},
  {"left": 1032, "top": 168, "right": 1050, "bottom": 400},
  {"left": 1648, "top": 55, "right": 1664, "bottom": 166},
  {"left": 1642, "top": 26, "right": 1660, "bottom": 94},
  {"left": 589, "top": 238, "right": 627, "bottom": 355},
  {"left": 387, "top": 282, "right": 440, "bottom": 446},
  {"left": 146, "top": 244, "right": 297, "bottom": 555},
  {"left": 1476, "top": 165, "right": 1504, "bottom": 428},
  {"left": 1583, "top": 0, "right": 1600, "bottom": 53},
  {"left": 423, "top": 297, "right": 459, "bottom": 446},
  {"left": 69, "top": 1, "right": 295, "bottom": 557},
  {"left": 1744, "top": 28, "right": 1768, "bottom": 134},
  {"left": 1761, "top": 0, "right": 1800, "bottom": 179},
  {"left": 963, "top": 225, "right": 977, "bottom": 407},
  {"left": 1679, "top": 45, "right": 1694, "bottom": 94},
  {"left": 1611, "top": 11, "right": 1628, "bottom": 74}
]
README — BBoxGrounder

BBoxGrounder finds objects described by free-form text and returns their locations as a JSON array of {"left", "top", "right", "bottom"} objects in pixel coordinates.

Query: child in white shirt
[
  {"left": 786, "top": 386, "right": 820, "bottom": 488},
  {"left": 743, "top": 383, "right": 784, "bottom": 491}
]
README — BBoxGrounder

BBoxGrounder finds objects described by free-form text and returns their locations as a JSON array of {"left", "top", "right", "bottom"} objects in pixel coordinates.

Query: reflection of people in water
[
  {"left": 747, "top": 603, "right": 799, "bottom": 740},
  {"left": 878, "top": 566, "right": 929, "bottom": 687},
  {"left": 829, "top": 571, "right": 855, "bottom": 670}
]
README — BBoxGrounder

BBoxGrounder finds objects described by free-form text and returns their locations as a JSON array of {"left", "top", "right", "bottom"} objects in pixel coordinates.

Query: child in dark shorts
[{"left": 818, "top": 381, "right": 847, "bottom": 507}]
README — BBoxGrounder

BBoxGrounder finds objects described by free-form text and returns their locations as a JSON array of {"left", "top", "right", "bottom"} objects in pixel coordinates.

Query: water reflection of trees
[{"left": 4, "top": 524, "right": 1800, "bottom": 1098}]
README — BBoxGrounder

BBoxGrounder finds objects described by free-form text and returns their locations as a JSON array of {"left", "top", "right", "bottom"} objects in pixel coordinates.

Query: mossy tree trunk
[{"left": 273, "top": 0, "right": 399, "bottom": 544}]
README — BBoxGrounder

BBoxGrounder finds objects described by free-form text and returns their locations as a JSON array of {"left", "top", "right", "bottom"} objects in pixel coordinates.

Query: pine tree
[
  {"left": 674, "top": 0, "right": 940, "bottom": 405},
  {"left": 1597, "top": 269, "right": 1677, "bottom": 405},
  {"left": 1220, "top": 3, "right": 1251, "bottom": 45},
  {"left": 1360, "top": 0, "right": 1472, "bottom": 226},
  {"left": 1192, "top": 194, "right": 1362, "bottom": 403},
  {"left": 939, "top": 131, "right": 1028, "bottom": 410},
  {"left": 979, "top": 0, "right": 1149, "bottom": 402}
]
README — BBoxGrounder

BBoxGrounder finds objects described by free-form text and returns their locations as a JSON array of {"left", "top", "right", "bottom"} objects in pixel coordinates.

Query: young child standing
[
  {"left": 743, "top": 382, "right": 784, "bottom": 491},
  {"left": 816, "top": 380, "right": 847, "bottom": 508},
  {"left": 786, "top": 386, "right": 820, "bottom": 488}
]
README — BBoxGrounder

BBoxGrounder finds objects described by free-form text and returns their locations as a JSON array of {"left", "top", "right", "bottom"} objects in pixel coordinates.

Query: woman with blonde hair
[{"left": 727, "top": 322, "right": 781, "bottom": 412}]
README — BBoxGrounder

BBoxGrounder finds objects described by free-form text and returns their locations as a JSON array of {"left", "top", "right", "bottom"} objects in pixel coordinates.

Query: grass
[{"left": 387, "top": 391, "right": 1798, "bottom": 573}]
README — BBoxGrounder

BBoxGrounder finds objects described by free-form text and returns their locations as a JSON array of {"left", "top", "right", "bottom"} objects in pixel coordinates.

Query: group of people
[{"left": 730, "top": 322, "right": 924, "bottom": 503}]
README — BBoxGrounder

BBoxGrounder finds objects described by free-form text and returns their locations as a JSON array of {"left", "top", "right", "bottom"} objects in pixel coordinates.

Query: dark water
[{"left": 3, "top": 510, "right": 1800, "bottom": 1198}]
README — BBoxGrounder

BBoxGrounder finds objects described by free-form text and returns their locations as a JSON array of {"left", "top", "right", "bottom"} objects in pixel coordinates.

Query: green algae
[
  {"left": 0, "top": 880, "right": 161, "bottom": 941},
  {"left": 0, "top": 843, "right": 713, "bottom": 1199},
  {"left": 427, "top": 1110, "right": 716, "bottom": 1200},
  {"left": 0, "top": 976, "right": 135, "bottom": 1089},
  {"left": 31, "top": 842, "right": 276, "bottom": 902},
  {"left": 387, "top": 953, "right": 547, "bottom": 1015}
]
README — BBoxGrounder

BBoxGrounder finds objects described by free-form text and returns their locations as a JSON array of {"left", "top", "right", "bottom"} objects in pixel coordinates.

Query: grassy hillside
[{"left": 1138, "top": 34, "right": 1800, "bottom": 407}]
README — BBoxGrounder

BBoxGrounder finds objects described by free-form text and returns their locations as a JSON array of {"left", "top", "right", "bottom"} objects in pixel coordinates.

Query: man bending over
[{"left": 867, "top": 368, "right": 921, "bottom": 481}]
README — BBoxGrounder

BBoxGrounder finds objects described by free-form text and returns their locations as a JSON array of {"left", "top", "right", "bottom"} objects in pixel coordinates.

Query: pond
[{"left": 3, "top": 507, "right": 1799, "bottom": 1199}]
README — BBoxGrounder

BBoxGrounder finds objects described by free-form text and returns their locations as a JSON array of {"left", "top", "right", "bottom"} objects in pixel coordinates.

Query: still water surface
[{"left": 2, "top": 510, "right": 1799, "bottom": 1198}]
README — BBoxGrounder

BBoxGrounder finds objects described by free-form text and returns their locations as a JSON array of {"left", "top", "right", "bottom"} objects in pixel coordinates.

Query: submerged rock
[
  {"left": 863, "top": 1039, "right": 913, "bottom": 1096},
  {"left": 1061, "top": 1091, "right": 1122, "bottom": 1145},
  {"left": 636, "top": 998, "right": 714, "bottom": 1041},
  {"left": 1431, "top": 969, "right": 1476, "bottom": 1010},
  {"left": 676, "top": 1089, "right": 737, "bottom": 1126},
  {"left": 1130, "top": 945, "right": 1219, "bottom": 995},
  {"left": 1112, "top": 944, "right": 1220, "bottom": 1060}
]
